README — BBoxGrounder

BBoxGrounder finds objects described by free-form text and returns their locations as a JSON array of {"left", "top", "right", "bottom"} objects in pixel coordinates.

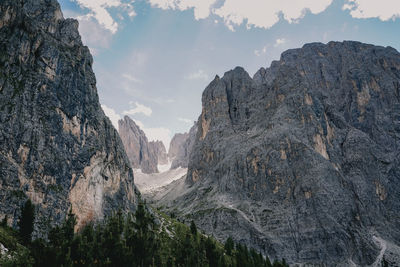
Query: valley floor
[{"left": 134, "top": 162, "right": 187, "bottom": 194}]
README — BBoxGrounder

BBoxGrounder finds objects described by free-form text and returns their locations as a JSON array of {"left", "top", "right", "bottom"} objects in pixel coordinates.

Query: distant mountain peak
[{"left": 119, "top": 115, "right": 167, "bottom": 173}]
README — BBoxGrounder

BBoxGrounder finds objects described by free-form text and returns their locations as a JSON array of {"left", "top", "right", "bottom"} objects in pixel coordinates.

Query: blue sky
[{"left": 58, "top": 0, "right": 400, "bottom": 148}]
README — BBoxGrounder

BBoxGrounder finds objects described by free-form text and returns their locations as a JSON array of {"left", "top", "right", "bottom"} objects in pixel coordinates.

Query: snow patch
[
  {"left": 134, "top": 167, "right": 187, "bottom": 194},
  {"left": 158, "top": 160, "right": 172, "bottom": 173}
]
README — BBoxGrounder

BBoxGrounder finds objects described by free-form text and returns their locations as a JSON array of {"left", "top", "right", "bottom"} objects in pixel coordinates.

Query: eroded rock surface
[
  {"left": 156, "top": 41, "right": 400, "bottom": 266},
  {"left": 168, "top": 133, "right": 188, "bottom": 160},
  {"left": 169, "top": 123, "right": 198, "bottom": 169},
  {"left": 0, "top": 0, "right": 138, "bottom": 233},
  {"left": 118, "top": 116, "right": 159, "bottom": 173},
  {"left": 149, "top": 140, "right": 168, "bottom": 165}
]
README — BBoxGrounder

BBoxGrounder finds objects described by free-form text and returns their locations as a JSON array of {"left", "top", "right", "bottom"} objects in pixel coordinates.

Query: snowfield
[{"left": 134, "top": 162, "right": 187, "bottom": 194}]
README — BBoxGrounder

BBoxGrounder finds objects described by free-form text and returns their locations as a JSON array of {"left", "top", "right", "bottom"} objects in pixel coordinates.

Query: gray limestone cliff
[
  {"left": 0, "top": 0, "right": 138, "bottom": 233},
  {"left": 118, "top": 116, "right": 159, "bottom": 173},
  {"left": 168, "top": 132, "right": 188, "bottom": 161},
  {"left": 155, "top": 41, "right": 400, "bottom": 266},
  {"left": 149, "top": 140, "right": 168, "bottom": 165},
  {"left": 170, "top": 123, "right": 198, "bottom": 169}
]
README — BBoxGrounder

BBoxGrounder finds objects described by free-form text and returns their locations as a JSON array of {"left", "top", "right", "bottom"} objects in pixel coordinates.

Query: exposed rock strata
[
  {"left": 0, "top": 0, "right": 138, "bottom": 233},
  {"left": 155, "top": 41, "right": 400, "bottom": 266},
  {"left": 170, "top": 123, "right": 198, "bottom": 169},
  {"left": 149, "top": 140, "right": 168, "bottom": 165},
  {"left": 168, "top": 133, "right": 188, "bottom": 160},
  {"left": 118, "top": 116, "right": 159, "bottom": 173}
]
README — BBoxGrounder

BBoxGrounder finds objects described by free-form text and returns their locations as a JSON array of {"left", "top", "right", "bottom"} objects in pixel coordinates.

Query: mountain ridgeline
[
  {"left": 1, "top": 0, "right": 400, "bottom": 265},
  {"left": 156, "top": 41, "right": 400, "bottom": 266},
  {"left": 0, "top": 0, "right": 138, "bottom": 233},
  {"left": 119, "top": 114, "right": 197, "bottom": 173},
  {"left": 118, "top": 116, "right": 166, "bottom": 174}
]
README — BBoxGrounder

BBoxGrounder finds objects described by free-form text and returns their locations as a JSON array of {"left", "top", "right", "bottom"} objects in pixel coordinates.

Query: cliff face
[
  {"left": 118, "top": 116, "right": 159, "bottom": 173},
  {"left": 158, "top": 42, "right": 400, "bottom": 266},
  {"left": 170, "top": 123, "right": 198, "bottom": 169},
  {"left": 168, "top": 133, "right": 188, "bottom": 161},
  {"left": 149, "top": 141, "right": 168, "bottom": 165},
  {"left": 0, "top": 0, "right": 138, "bottom": 232}
]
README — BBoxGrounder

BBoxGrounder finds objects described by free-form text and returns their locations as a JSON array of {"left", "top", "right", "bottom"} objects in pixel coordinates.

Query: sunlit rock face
[
  {"left": 159, "top": 41, "right": 400, "bottom": 266},
  {"left": 0, "top": 0, "right": 138, "bottom": 234}
]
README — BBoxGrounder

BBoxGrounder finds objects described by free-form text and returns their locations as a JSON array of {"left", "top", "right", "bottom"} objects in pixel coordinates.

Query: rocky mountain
[
  {"left": 168, "top": 132, "right": 188, "bottom": 160},
  {"left": 0, "top": 0, "right": 139, "bottom": 233},
  {"left": 149, "top": 140, "right": 168, "bottom": 165},
  {"left": 154, "top": 41, "right": 400, "bottom": 266},
  {"left": 169, "top": 123, "right": 198, "bottom": 169},
  {"left": 118, "top": 115, "right": 159, "bottom": 173}
]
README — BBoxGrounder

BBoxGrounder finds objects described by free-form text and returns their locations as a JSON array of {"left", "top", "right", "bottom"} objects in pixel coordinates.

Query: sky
[{"left": 58, "top": 0, "right": 400, "bottom": 149}]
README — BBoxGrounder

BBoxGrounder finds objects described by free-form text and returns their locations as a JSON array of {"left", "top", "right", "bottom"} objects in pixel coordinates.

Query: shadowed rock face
[
  {"left": 118, "top": 116, "right": 159, "bottom": 174},
  {"left": 170, "top": 123, "right": 198, "bottom": 169},
  {"left": 159, "top": 41, "right": 400, "bottom": 266},
  {"left": 0, "top": 0, "right": 138, "bottom": 233}
]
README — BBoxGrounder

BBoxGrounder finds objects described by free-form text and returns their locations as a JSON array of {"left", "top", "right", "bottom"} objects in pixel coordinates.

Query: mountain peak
[
  {"left": 0, "top": 0, "right": 138, "bottom": 233},
  {"left": 155, "top": 41, "right": 400, "bottom": 266}
]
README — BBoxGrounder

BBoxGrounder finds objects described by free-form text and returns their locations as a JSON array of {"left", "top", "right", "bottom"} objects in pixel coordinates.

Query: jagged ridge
[{"left": 155, "top": 41, "right": 400, "bottom": 266}]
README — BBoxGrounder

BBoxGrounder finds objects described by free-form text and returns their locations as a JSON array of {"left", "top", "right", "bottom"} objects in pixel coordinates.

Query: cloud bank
[
  {"left": 186, "top": 69, "right": 209, "bottom": 81},
  {"left": 343, "top": 0, "right": 400, "bottom": 21},
  {"left": 123, "top": 102, "right": 153, "bottom": 117},
  {"left": 102, "top": 104, "right": 121, "bottom": 129},
  {"left": 148, "top": 0, "right": 333, "bottom": 31},
  {"left": 73, "top": 0, "right": 136, "bottom": 33},
  {"left": 71, "top": 0, "right": 400, "bottom": 36}
]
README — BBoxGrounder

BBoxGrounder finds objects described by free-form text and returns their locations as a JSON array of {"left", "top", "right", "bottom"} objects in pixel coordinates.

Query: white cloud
[
  {"left": 343, "top": 0, "right": 400, "bottom": 21},
  {"left": 178, "top": 117, "right": 192, "bottom": 124},
  {"left": 215, "top": 0, "right": 333, "bottom": 30},
  {"left": 123, "top": 102, "right": 153, "bottom": 117},
  {"left": 149, "top": 0, "right": 218, "bottom": 20},
  {"left": 73, "top": 0, "right": 136, "bottom": 33},
  {"left": 254, "top": 45, "right": 268, "bottom": 56},
  {"left": 77, "top": 15, "right": 113, "bottom": 49},
  {"left": 149, "top": 0, "right": 333, "bottom": 31},
  {"left": 133, "top": 119, "right": 172, "bottom": 150},
  {"left": 274, "top": 38, "right": 286, "bottom": 47},
  {"left": 122, "top": 73, "right": 143, "bottom": 84},
  {"left": 102, "top": 104, "right": 121, "bottom": 129},
  {"left": 186, "top": 69, "right": 209, "bottom": 81},
  {"left": 63, "top": 10, "right": 113, "bottom": 53}
]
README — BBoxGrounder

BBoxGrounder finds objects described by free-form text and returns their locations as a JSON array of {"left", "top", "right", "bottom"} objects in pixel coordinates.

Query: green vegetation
[
  {"left": 0, "top": 220, "right": 34, "bottom": 266},
  {"left": 0, "top": 199, "right": 288, "bottom": 267}
]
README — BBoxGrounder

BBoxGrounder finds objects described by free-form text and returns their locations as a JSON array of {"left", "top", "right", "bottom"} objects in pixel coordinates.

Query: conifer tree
[
  {"left": 18, "top": 199, "right": 35, "bottom": 244},
  {"left": 224, "top": 237, "right": 234, "bottom": 256},
  {"left": 190, "top": 220, "right": 198, "bottom": 236}
]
